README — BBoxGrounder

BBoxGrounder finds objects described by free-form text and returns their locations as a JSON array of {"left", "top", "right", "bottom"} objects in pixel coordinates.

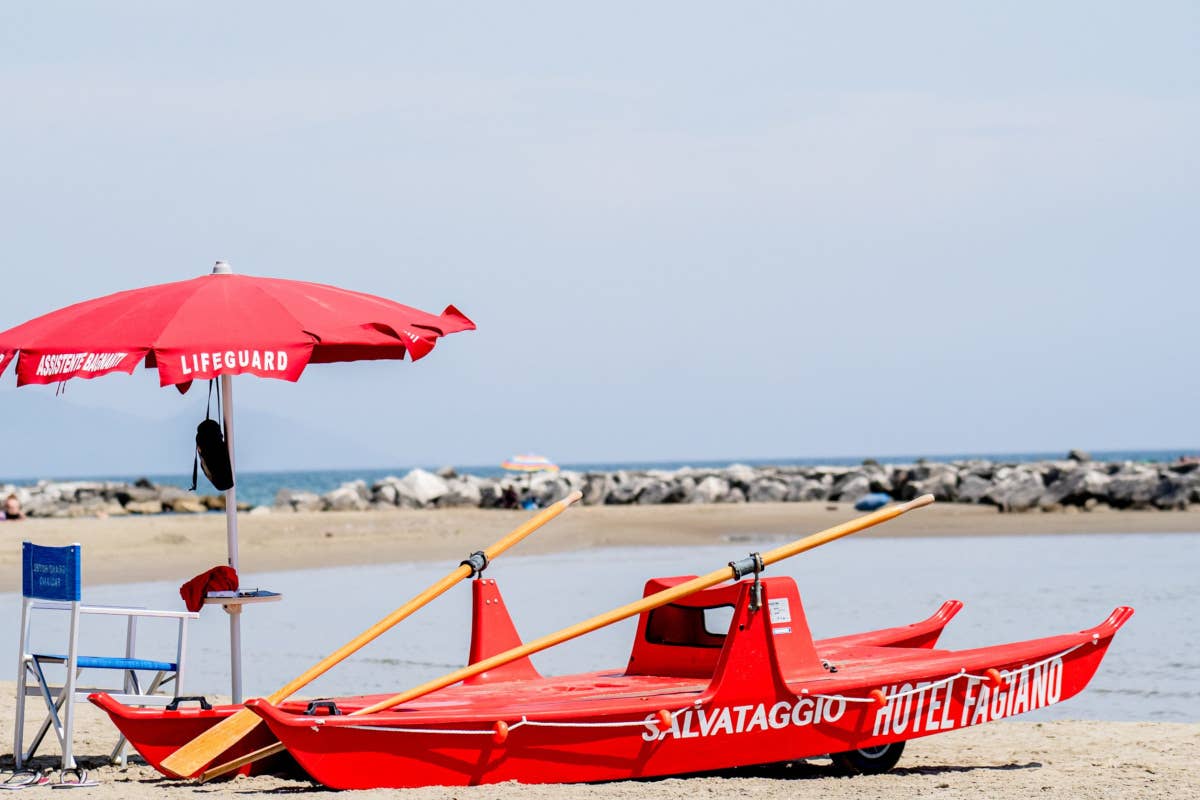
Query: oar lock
[
  {"left": 728, "top": 552, "right": 766, "bottom": 612},
  {"left": 461, "top": 550, "right": 490, "bottom": 578}
]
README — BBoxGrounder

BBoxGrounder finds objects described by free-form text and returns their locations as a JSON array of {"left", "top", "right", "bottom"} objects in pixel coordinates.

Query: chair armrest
[{"left": 78, "top": 604, "right": 199, "bottom": 620}]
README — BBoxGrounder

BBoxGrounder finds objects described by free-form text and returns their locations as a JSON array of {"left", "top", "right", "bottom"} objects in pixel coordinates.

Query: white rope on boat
[
  {"left": 509, "top": 715, "right": 663, "bottom": 730},
  {"left": 813, "top": 639, "right": 1091, "bottom": 704},
  {"left": 338, "top": 707, "right": 691, "bottom": 735},
  {"left": 337, "top": 725, "right": 496, "bottom": 735}
]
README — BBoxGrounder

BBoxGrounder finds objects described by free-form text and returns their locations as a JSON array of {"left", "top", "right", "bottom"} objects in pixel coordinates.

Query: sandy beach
[
  {"left": 1, "top": 501, "right": 1198, "bottom": 593},
  {"left": 4, "top": 503, "right": 1197, "bottom": 797},
  {"left": 3, "top": 689, "right": 1195, "bottom": 799}
]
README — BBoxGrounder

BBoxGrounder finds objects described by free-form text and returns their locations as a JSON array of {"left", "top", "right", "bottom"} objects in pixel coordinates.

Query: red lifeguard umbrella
[{"left": 0, "top": 261, "right": 474, "bottom": 700}]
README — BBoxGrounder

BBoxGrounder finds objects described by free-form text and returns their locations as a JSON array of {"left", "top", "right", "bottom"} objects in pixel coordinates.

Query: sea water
[{"left": 2, "top": 533, "right": 1195, "bottom": 722}]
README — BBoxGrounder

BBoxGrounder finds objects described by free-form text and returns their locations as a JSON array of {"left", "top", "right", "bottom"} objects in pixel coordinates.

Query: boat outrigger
[{"left": 90, "top": 495, "right": 1131, "bottom": 789}]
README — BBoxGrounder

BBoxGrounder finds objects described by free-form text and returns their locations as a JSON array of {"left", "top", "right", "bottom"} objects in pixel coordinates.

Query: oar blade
[{"left": 160, "top": 707, "right": 262, "bottom": 778}]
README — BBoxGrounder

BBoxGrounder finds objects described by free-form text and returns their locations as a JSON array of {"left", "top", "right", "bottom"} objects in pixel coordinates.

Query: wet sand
[
  {"left": 3, "top": 687, "right": 1195, "bottom": 798},
  {"left": 0, "top": 502, "right": 1197, "bottom": 592}
]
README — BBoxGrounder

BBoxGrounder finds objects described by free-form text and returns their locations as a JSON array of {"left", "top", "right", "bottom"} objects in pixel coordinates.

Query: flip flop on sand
[
  {"left": 0, "top": 770, "right": 50, "bottom": 790},
  {"left": 51, "top": 769, "right": 98, "bottom": 789}
]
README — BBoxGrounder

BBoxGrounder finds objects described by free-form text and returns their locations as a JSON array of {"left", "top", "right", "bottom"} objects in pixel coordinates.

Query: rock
[
  {"left": 901, "top": 465, "right": 960, "bottom": 502},
  {"left": 125, "top": 500, "right": 163, "bottom": 514},
  {"left": 529, "top": 472, "right": 570, "bottom": 505},
  {"left": 785, "top": 478, "right": 827, "bottom": 502},
  {"left": 116, "top": 486, "right": 160, "bottom": 505},
  {"left": 581, "top": 474, "right": 610, "bottom": 506},
  {"left": 863, "top": 466, "right": 894, "bottom": 494},
  {"left": 279, "top": 490, "right": 322, "bottom": 512},
  {"left": 133, "top": 477, "right": 156, "bottom": 489},
  {"left": 158, "top": 486, "right": 188, "bottom": 504},
  {"left": 723, "top": 464, "right": 758, "bottom": 489},
  {"left": 988, "top": 471, "right": 1044, "bottom": 512},
  {"left": 831, "top": 473, "right": 870, "bottom": 504},
  {"left": 1152, "top": 473, "right": 1192, "bottom": 510},
  {"left": 635, "top": 480, "right": 673, "bottom": 505},
  {"left": 436, "top": 465, "right": 458, "bottom": 479},
  {"left": 201, "top": 494, "right": 226, "bottom": 510},
  {"left": 690, "top": 476, "right": 730, "bottom": 504},
  {"left": 606, "top": 473, "right": 643, "bottom": 505},
  {"left": 324, "top": 485, "right": 369, "bottom": 512},
  {"left": 1067, "top": 449, "right": 1092, "bottom": 462},
  {"left": 169, "top": 497, "right": 208, "bottom": 513},
  {"left": 1039, "top": 467, "right": 1111, "bottom": 508},
  {"left": 100, "top": 502, "right": 128, "bottom": 516},
  {"left": 395, "top": 469, "right": 450, "bottom": 508},
  {"left": 440, "top": 477, "right": 484, "bottom": 508},
  {"left": 748, "top": 479, "right": 788, "bottom": 503},
  {"left": 957, "top": 475, "right": 993, "bottom": 504},
  {"left": 375, "top": 483, "right": 399, "bottom": 505},
  {"left": 1107, "top": 468, "right": 1159, "bottom": 509}
]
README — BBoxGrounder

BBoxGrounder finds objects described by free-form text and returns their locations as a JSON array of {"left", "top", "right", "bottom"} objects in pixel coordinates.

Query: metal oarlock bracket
[
  {"left": 728, "top": 552, "right": 765, "bottom": 612},
  {"left": 461, "top": 550, "right": 489, "bottom": 578}
]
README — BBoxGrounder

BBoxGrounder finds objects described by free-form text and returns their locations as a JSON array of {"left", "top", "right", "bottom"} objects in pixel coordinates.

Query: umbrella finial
[{"left": 212, "top": 261, "right": 233, "bottom": 275}]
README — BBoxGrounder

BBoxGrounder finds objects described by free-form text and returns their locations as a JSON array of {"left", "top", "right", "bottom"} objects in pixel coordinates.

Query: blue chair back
[{"left": 22, "top": 542, "right": 81, "bottom": 602}]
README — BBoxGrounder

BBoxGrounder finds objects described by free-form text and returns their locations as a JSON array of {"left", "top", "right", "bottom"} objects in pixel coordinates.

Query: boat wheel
[{"left": 830, "top": 740, "right": 905, "bottom": 775}]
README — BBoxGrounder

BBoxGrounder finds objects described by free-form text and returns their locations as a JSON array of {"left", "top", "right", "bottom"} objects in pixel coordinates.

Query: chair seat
[{"left": 33, "top": 654, "right": 178, "bottom": 672}]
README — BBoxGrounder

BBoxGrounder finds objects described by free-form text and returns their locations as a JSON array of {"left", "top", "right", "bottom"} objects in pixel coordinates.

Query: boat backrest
[{"left": 625, "top": 575, "right": 823, "bottom": 679}]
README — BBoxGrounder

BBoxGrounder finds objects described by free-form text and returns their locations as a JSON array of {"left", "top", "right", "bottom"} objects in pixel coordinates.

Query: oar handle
[
  {"left": 200, "top": 742, "right": 285, "bottom": 782},
  {"left": 356, "top": 494, "right": 935, "bottom": 715},
  {"left": 264, "top": 490, "right": 581, "bottom": 704},
  {"left": 162, "top": 491, "right": 581, "bottom": 778}
]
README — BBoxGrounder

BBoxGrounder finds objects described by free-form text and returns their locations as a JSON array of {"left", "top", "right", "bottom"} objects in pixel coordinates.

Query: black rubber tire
[{"left": 830, "top": 740, "right": 905, "bottom": 775}]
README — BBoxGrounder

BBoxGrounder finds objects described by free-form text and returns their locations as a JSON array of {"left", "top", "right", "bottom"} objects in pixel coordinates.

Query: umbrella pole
[{"left": 220, "top": 374, "right": 243, "bottom": 704}]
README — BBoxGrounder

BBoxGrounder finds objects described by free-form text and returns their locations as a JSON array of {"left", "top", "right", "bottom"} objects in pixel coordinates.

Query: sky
[{"left": 0, "top": 2, "right": 1197, "bottom": 477}]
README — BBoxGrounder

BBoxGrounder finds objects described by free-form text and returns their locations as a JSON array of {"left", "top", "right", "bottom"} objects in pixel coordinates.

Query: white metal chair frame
[{"left": 14, "top": 542, "right": 199, "bottom": 770}]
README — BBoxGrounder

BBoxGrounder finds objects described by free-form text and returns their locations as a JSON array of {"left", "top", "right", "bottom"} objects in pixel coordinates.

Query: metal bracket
[
  {"left": 461, "top": 550, "right": 489, "bottom": 578},
  {"left": 728, "top": 552, "right": 765, "bottom": 611}
]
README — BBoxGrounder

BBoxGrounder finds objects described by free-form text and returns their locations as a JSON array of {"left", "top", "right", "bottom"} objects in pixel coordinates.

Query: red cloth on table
[{"left": 179, "top": 566, "right": 239, "bottom": 612}]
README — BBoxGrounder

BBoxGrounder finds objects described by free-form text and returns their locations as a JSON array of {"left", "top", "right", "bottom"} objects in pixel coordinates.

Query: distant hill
[{"left": 0, "top": 391, "right": 393, "bottom": 481}]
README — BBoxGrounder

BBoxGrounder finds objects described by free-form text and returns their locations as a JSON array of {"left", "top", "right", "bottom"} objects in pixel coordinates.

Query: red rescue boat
[
  {"left": 89, "top": 578, "right": 963, "bottom": 778},
  {"left": 90, "top": 497, "right": 1131, "bottom": 788},
  {"left": 243, "top": 575, "right": 1130, "bottom": 789},
  {"left": 94, "top": 574, "right": 1129, "bottom": 789}
]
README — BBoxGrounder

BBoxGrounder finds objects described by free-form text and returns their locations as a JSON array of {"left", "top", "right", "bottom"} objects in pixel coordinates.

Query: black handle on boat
[{"left": 166, "top": 696, "right": 213, "bottom": 711}]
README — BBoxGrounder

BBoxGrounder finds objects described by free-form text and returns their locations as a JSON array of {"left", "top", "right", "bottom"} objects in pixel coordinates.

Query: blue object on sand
[{"left": 854, "top": 492, "right": 892, "bottom": 511}]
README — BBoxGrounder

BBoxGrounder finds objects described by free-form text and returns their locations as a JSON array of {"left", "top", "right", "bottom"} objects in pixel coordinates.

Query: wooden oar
[
  {"left": 163, "top": 490, "right": 582, "bottom": 779},
  {"left": 204, "top": 493, "right": 935, "bottom": 779}
]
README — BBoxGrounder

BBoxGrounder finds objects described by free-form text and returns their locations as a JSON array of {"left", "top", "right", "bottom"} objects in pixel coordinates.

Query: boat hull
[{"left": 249, "top": 605, "right": 1132, "bottom": 789}]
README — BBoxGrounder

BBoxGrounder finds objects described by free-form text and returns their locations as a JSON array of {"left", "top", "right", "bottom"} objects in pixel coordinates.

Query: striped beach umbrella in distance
[
  {"left": 500, "top": 454, "right": 558, "bottom": 508},
  {"left": 500, "top": 454, "right": 560, "bottom": 473}
]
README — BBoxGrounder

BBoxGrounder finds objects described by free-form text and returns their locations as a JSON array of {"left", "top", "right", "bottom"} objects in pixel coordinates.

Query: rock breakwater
[
  {"left": 275, "top": 455, "right": 1200, "bottom": 514},
  {"left": 0, "top": 478, "right": 246, "bottom": 519},
  {"left": 6, "top": 455, "right": 1197, "bottom": 518}
]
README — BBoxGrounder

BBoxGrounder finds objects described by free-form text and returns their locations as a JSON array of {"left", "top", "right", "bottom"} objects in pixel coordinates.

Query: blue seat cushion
[{"left": 33, "top": 654, "right": 177, "bottom": 672}]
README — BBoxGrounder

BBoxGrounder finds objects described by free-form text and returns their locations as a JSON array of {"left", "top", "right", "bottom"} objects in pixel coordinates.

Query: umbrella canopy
[
  {"left": 0, "top": 261, "right": 474, "bottom": 701},
  {"left": 501, "top": 454, "right": 559, "bottom": 473},
  {"left": 0, "top": 264, "right": 473, "bottom": 388}
]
